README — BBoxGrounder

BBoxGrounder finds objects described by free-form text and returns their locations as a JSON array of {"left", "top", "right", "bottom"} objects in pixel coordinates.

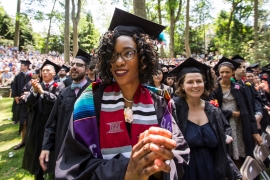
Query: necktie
[
  {"left": 71, "top": 83, "right": 82, "bottom": 90},
  {"left": 45, "top": 84, "right": 49, "bottom": 89}
]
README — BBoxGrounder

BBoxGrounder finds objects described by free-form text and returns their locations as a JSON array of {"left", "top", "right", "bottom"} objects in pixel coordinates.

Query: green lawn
[{"left": 0, "top": 98, "right": 34, "bottom": 180}]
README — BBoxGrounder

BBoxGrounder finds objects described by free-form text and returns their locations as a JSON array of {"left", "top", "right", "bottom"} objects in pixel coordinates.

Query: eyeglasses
[
  {"left": 71, "top": 62, "right": 85, "bottom": 67},
  {"left": 110, "top": 49, "right": 137, "bottom": 63}
]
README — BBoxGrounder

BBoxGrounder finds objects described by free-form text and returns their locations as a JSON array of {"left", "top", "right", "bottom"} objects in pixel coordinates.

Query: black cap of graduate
[
  {"left": 20, "top": 60, "right": 31, "bottom": 66},
  {"left": 246, "top": 67, "right": 254, "bottom": 73},
  {"left": 250, "top": 63, "right": 260, "bottom": 69},
  {"left": 61, "top": 65, "right": 70, "bottom": 73},
  {"left": 231, "top": 55, "right": 245, "bottom": 63},
  {"left": 169, "top": 57, "right": 213, "bottom": 90},
  {"left": 213, "top": 57, "right": 241, "bottom": 76},
  {"left": 108, "top": 8, "right": 166, "bottom": 39},
  {"left": 75, "top": 49, "right": 92, "bottom": 64},
  {"left": 40, "top": 59, "right": 61, "bottom": 74}
]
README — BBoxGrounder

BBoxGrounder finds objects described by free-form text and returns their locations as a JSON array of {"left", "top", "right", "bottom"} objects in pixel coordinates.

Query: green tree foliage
[
  {"left": 0, "top": 6, "right": 14, "bottom": 40},
  {"left": 78, "top": 12, "right": 100, "bottom": 52}
]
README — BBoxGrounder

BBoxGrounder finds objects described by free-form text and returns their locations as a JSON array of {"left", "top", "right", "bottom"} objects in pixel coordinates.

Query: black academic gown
[
  {"left": 22, "top": 81, "right": 65, "bottom": 175},
  {"left": 211, "top": 82, "right": 258, "bottom": 157},
  {"left": 42, "top": 81, "right": 91, "bottom": 162},
  {"left": 11, "top": 72, "right": 32, "bottom": 122},
  {"left": 18, "top": 81, "right": 32, "bottom": 133},
  {"left": 55, "top": 84, "right": 190, "bottom": 180}
]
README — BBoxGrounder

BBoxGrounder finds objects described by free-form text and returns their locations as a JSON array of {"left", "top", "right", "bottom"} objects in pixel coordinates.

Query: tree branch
[
  {"left": 71, "top": 0, "right": 75, "bottom": 19},
  {"left": 174, "top": 0, "right": 182, "bottom": 23}
]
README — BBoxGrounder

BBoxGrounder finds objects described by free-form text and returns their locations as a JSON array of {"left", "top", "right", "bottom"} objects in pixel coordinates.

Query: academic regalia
[
  {"left": 172, "top": 97, "right": 241, "bottom": 180},
  {"left": 55, "top": 83, "right": 190, "bottom": 180},
  {"left": 42, "top": 81, "right": 90, "bottom": 161},
  {"left": 62, "top": 75, "right": 72, "bottom": 87},
  {"left": 22, "top": 81, "right": 65, "bottom": 175},
  {"left": 23, "top": 59, "right": 64, "bottom": 176},
  {"left": 11, "top": 72, "right": 32, "bottom": 122},
  {"left": 18, "top": 81, "right": 32, "bottom": 133},
  {"left": 211, "top": 82, "right": 258, "bottom": 157}
]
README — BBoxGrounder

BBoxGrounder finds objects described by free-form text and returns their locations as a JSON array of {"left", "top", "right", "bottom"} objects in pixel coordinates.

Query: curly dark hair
[
  {"left": 175, "top": 73, "right": 215, "bottom": 99},
  {"left": 96, "top": 30, "right": 159, "bottom": 84}
]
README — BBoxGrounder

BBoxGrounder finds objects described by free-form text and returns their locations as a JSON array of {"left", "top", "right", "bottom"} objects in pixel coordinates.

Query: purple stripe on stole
[
  {"left": 74, "top": 117, "right": 102, "bottom": 158},
  {"left": 160, "top": 106, "right": 173, "bottom": 132}
]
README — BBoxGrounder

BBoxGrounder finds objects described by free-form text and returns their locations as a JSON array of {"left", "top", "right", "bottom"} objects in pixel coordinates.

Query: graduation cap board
[
  {"left": 108, "top": 8, "right": 165, "bottom": 39},
  {"left": 20, "top": 60, "right": 31, "bottom": 66},
  {"left": 169, "top": 57, "right": 213, "bottom": 90},
  {"left": 41, "top": 59, "right": 61, "bottom": 74},
  {"left": 246, "top": 67, "right": 254, "bottom": 73},
  {"left": 75, "top": 49, "right": 92, "bottom": 64},
  {"left": 61, "top": 65, "right": 70, "bottom": 73},
  {"left": 231, "top": 55, "right": 245, "bottom": 63},
  {"left": 213, "top": 57, "right": 241, "bottom": 76},
  {"left": 250, "top": 63, "right": 260, "bottom": 69}
]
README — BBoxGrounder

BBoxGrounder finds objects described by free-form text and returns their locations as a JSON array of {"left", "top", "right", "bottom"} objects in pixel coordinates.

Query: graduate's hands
[
  {"left": 31, "top": 79, "right": 39, "bottom": 93},
  {"left": 39, "top": 150, "right": 50, "bottom": 171},
  {"left": 124, "top": 127, "right": 176, "bottom": 180},
  {"left": 20, "top": 92, "right": 29, "bottom": 100},
  {"left": 232, "top": 111, "right": 240, "bottom": 117},
  {"left": 225, "top": 135, "right": 233, "bottom": 144},
  {"left": 253, "top": 134, "right": 263, "bottom": 145},
  {"left": 14, "top": 96, "right": 19, "bottom": 104}
]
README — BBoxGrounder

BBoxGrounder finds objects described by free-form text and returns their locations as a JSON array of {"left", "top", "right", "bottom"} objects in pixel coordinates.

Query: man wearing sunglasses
[{"left": 40, "top": 49, "right": 92, "bottom": 173}]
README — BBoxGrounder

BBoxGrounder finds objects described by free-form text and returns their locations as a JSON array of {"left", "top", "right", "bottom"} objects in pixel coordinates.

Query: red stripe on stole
[{"left": 100, "top": 110, "right": 131, "bottom": 149}]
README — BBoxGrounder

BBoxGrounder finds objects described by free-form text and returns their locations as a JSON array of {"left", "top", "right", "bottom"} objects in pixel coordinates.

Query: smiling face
[
  {"left": 70, "top": 58, "right": 86, "bottom": 82},
  {"left": 110, "top": 35, "right": 139, "bottom": 86},
  {"left": 219, "top": 65, "right": 234, "bottom": 81},
  {"left": 181, "top": 73, "right": 204, "bottom": 99}
]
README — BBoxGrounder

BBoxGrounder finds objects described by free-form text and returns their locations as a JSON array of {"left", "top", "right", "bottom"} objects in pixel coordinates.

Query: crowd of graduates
[{"left": 2, "top": 7, "right": 270, "bottom": 180}]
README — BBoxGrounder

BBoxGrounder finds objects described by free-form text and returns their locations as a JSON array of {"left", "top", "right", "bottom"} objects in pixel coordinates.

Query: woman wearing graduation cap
[
  {"left": 170, "top": 57, "right": 241, "bottom": 180},
  {"left": 22, "top": 60, "right": 65, "bottom": 179},
  {"left": 55, "top": 8, "right": 189, "bottom": 180},
  {"left": 212, "top": 57, "right": 261, "bottom": 169},
  {"left": 149, "top": 66, "right": 171, "bottom": 94}
]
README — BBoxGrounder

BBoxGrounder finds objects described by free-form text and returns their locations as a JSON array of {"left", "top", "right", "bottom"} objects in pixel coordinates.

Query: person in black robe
[
  {"left": 11, "top": 60, "right": 32, "bottom": 124},
  {"left": 55, "top": 8, "right": 189, "bottom": 180},
  {"left": 230, "top": 55, "right": 264, "bottom": 133},
  {"left": 13, "top": 69, "right": 41, "bottom": 150},
  {"left": 86, "top": 59, "right": 98, "bottom": 83},
  {"left": 40, "top": 49, "right": 92, "bottom": 172},
  {"left": 22, "top": 60, "right": 65, "bottom": 180},
  {"left": 170, "top": 58, "right": 241, "bottom": 180},
  {"left": 58, "top": 65, "right": 72, "bottom": 87},
  {"left": 211, "top": 57, "right": 262, "bottom": 169}
]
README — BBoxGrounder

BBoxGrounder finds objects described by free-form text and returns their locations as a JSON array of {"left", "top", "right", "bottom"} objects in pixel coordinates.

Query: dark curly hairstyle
[
  {"left": 96, "top": 30, "right": 159, "bottom": 84},
  {"left": 175, "top": 73, "right": 216, "bottom": 99}
]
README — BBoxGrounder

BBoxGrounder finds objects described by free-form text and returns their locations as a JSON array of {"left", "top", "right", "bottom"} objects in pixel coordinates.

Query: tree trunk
[
  {"left": 254, "top": 0, "right": 259, "bottom": 59},
  {"left": 157, "top": 0, "right": 165, "bottom": 58},
  {"left": 14, "top": 0, "right": 21, "bottom": 48},
  {"left": 72, "top": 0, "right": 81, "bottom": 57},
  {"left": 168, "top": 0, "right": 182, "bottom": 58},
  {"left": 185, "top": 0, "right": 191, "bottom": 57},
  {"left": 169, "top": 10, "right": 175, "bottom": 58},
  {"left": 45, "top": 0, "right": 57, "bottom": 54},
  {"left": 64, "top": 0, "right": 70, "bottom": 64},
  {"left": 133, "top": 0, "right": 146, "bottom": 18},
  {"left": 226, "top": 0, "right": 242, "bottom": 41}
]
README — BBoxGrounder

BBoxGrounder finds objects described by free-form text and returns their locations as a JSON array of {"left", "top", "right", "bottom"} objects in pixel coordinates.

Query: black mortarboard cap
[
  {"left": 75, "top": 49, "right": 92, "bottom": 63},
  {"left": 168, "top": 65, "right": 176, "bottom": 69},
  {"left": 20, "top": 60, "right": 31, "bottom": 66},
  {"left": 61, "top": 65, "right": 70, "bottom": 73},
  {"left": 169, "top": 57, "right": 213, "bottom": 90},
  {"left": 108, "top": 8, "right": 166, "bottom": 39},
  {"left": 41, "top": 59, "right": 61, "bottom": 74},
  {"left": 213, "top": 57, "right": 241, "bottom": 76},
  {"left": 250, "top": 63, "right": 260, "bottom": 69},
  {"left": 231, "top": 55, "right": 245, "bottom": 62},
  {"left": 262, "top": 63, "right": 270, "bottom": 70},
  {"left": 246, "top": 67, "right": 253, "bottom": 73},
  {"left": 35, "top": 68, "right": 40, "bottom": 75}
]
